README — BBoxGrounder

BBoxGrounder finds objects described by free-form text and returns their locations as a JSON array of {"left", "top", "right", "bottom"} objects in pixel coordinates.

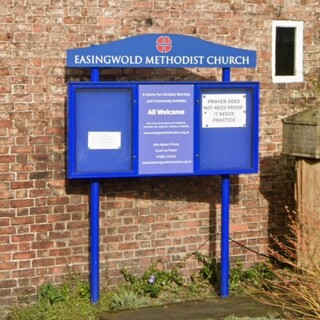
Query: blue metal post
[
  {"left": 221, "top": 67, "right": 231, "bottom": 297},
  {"left": 90, "top": 180, "right": 100, "bottom": 304},
  {"left": 90, "top": 68, "right": 100, "bottom": 304},
  {"left": 220, "top": 175, "right": 230, "bottom": 297}
]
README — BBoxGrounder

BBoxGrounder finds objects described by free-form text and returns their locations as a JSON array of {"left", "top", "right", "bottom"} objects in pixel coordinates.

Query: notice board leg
[
  {"left": 221, "top": 174, "right": 230, "bottom": 297},
  {"left": 91, "top": 68, "right": 100, "bottom": 81},
  {"left": 90, "top": 180, "right": 100, "bottom": 304},
  {"left": 222, "top": 67, "right": 231, "bottom": 82}
]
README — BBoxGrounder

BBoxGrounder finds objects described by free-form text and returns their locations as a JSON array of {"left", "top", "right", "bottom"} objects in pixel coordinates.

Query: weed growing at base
[
  {"left": 120, "top": 264, "right": 185, "bottom": 298},
  {"left": 192, "top": 252, "right": 274, "bottom": 294}
]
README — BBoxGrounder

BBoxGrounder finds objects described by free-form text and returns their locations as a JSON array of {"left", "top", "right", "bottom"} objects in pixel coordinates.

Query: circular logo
[{"left": 156, "top": 36, "right": 172, "bottom": 53}]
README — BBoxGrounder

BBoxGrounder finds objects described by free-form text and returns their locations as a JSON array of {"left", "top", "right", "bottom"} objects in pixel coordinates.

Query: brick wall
[{"left": 1, "top": 0, "right": 320, "bottom": 309}]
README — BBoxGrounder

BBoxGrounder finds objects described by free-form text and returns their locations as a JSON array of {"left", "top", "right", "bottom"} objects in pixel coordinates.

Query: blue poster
[{"left": 138, "top": 84, "right": 194, "bottom": 175}]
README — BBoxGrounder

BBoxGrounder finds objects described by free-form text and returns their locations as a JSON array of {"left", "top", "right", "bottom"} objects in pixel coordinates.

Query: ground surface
[{"left": 99, "top": 296, "right": 283, "bottom": 320}]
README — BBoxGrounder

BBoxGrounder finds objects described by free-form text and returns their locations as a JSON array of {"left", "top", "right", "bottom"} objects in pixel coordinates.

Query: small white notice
[
  {"left": 202, "top": 93, "right": 247, "bottom": 128},
  {"left": 88, "top": 131, "right": 121, "bottom": 150}
]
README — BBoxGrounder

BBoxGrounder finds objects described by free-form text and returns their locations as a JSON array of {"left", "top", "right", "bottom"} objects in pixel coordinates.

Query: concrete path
[{"left": 100, "top": 296, "right": 283, "bottom": 320}]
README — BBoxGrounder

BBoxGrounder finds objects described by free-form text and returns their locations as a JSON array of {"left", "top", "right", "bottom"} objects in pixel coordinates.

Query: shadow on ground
[{"left": 100, "top": 296, "right": 283, "bottom": 320}]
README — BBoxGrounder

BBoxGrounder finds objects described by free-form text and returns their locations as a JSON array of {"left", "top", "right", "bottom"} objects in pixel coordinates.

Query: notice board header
[{"left": 66, "top": 34, "right": 256, "bottom": 69}]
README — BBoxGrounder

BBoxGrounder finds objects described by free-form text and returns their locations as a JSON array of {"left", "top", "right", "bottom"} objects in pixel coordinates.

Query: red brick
[
  {"left": 152, "top": 239, "right": 172, "bottom": 247},
  {"left": 0, "top": 244, "right": 17, "bottom": 253},
  {"left": 0, "top": 236, "right": 10, "bottom": 244},
  {"left": 0, "top": 262, "right": 17, "bottom": 271},
  {"left": 183, "top": 220, "right": 202, "bottom": 228},
  {"left": 151, "top": 222, "right": 171, "bottom": 231},
  {"left": 118, "top": 242, "right": 139, "bottom": 250},
  {"left": 11, "top": 216, "right": 34, "bottom": 225},
  {"left": 49, "top": 248, "right": 71, "bottom": 256},
  {"left": 0, "top": 120, "right": 13, "bottom": 128},
  {"left": 48, "top": 213, "right": 71, "bottom": 223},
  {"left": 0, "top": 218, "right": 9, "bottom": 226},
  {"left": 30, "top": 207, "right": 50, "bottom": 216},
  {"left": 118, "top": 225, "right": 139, "bottom": 233},
  {"left": 0, "top": 155, "right": 15, "bottom": 163},
  {"left": 47, "top": 196, "right": 70, "bottom": 205},
  {"left": 32, "top": 258, "right": 55, "bottom": 268},
  {"left": 12, "top": 234, "right": 35, "bottom": 242},
  {"left": 135, "top": 249, "right": 155, "bottom": 257},
  {"left": 30, "top": 224, "right": 53, "bottom": 233},
  {"left": 0, "top": 227, "right": 16, "bottom": 235},
  {"left": 31, "top": 241, "right": 53, "bottom": 250},
  {"left": 11, "top": 181, "right": 34, "bottom": 189},
  {"left": 167, "top": 230, "right": 189, "bottom": 238},
  {"left": 98, "top": 17, "right": 118, "bottom": 26},
  {"left": 67, "top": 255, "right": 87, "bottom": 264},
  {"left": 0, "top": 280, "right": 17, "bottom": 288},
  {"left": 12, "top": 251, "right": 35, "bottom": 260}
]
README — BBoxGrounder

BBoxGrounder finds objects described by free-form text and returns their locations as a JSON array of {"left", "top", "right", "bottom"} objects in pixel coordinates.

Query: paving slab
[{"left": 100, "top": 296, "right": 283, "bottom": 320}]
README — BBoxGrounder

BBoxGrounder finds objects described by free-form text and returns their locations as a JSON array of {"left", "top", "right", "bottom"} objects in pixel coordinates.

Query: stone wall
[{"left": 1, "top": 0, "right": 320, "bottom": 308}]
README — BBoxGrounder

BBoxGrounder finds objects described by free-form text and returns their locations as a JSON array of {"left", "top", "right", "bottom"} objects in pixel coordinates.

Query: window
[{"left": 272, "top": 21, "right": 303, "bottom": 83}]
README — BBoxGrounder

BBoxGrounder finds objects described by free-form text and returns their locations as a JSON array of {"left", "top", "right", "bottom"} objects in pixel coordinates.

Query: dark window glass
[{"left": 275, "top": 27, "right": 295, "bottom": 76}]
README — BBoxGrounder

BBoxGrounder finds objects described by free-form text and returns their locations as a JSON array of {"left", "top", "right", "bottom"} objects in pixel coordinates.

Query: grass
[{"left": 108, "top": 288, "right": 150, "bottom": 310}]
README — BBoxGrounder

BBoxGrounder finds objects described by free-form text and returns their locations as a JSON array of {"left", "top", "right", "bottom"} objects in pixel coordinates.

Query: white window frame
[{"left": 272, "top": 20, "right": 304, "bottom": 83}]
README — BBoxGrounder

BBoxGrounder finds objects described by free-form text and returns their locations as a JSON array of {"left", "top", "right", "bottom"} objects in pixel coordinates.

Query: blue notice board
[{"left": 68, "top": 82, "right": 259, "bottom": 178}]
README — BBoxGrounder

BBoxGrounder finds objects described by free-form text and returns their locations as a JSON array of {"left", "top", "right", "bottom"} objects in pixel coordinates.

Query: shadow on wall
[
  {"left": 259, "top": 154, "right": 296, "bottom": 247},
  {"left": 65, "top": 173, "right": 239, "bottom": 271},
  {"left": 62, "top": 153, "right": 296, "bottom": 279},
  {"left": 64, "top": 66, "right": 219, "bottom": 83}
]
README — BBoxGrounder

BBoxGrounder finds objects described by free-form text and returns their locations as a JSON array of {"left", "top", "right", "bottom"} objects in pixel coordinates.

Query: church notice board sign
[{"left": 67, "top": 81, "right": 259, "bottom": 179}]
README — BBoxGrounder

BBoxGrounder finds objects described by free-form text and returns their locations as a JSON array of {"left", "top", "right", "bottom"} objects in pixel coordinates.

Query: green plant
[
  {"left": 192, "top": 251, "right": 220, "bottom": 288},
  {"left": 38, "top": 283, "right": 66, "bottom": 306},
  {"left": 230, "top": 261, "right": 274, "bottom": 293},
  {"left": 7, "top": 273, "right": 98, "bottom": 320},
  {"left": 193, "top": 252, "right": 273, "bottom": 294},
  {"left": 121, "top": 264, "right": 185, "bottom": 298},
  {"left": 60, "top": 272, "right": 90, "bottom": 301},
  {"left": 7, "top": 303, "right": 49, "bottom": 320},
  {"left": 108, "top": 289, "right": 149, "bottom": 310}
]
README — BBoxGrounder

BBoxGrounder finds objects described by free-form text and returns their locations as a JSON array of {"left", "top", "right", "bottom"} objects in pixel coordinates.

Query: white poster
[
  {"left": 202, "top": 93, "right": 247, "bottom": 128},
  {"left": 88, "top": 131, "right": 121, "bottom": 150}
]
